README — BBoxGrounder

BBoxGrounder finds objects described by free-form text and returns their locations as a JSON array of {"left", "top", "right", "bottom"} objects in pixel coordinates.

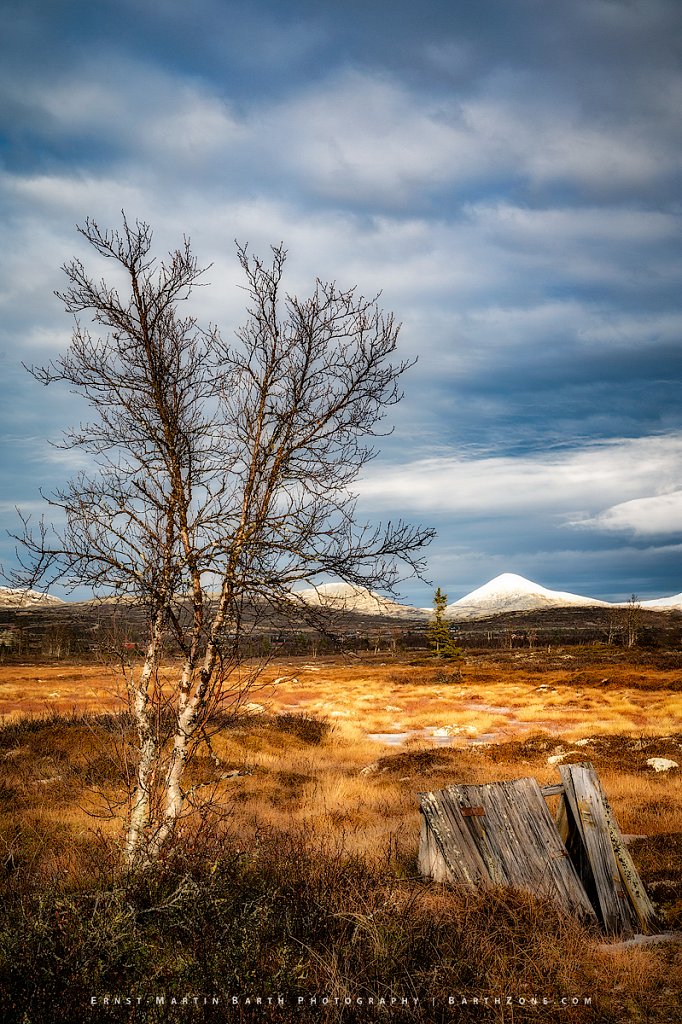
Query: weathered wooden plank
[
  {"left": 489, "top": 780, "right": 539, "bottom": 888},
  {"left": 444, "top": 791, "right": 494, "bottom": 884},
  {"left": 498, "top": 779, "right": 595, "bottom": 919},
  {"left": 480, "top": 782, "right": 518, "bottom": 887},
  {"left": 418, "top": 813, "right": 441, "bottom": 881},
  {"left": 596, "top": 775, "right": 660, "bottom": 934},
  {"left": 559, "top": 762, "right": 638, "bottom": 936},
  {"left": 432, "top": 794, "right": 483, "bottom": 884},
  {"left": 556, "top": 794, "right": 569, "bottom": 843},
  {"left": 420, "top": 764, "right": 659, "bottom": 935},
  {"left": 451, "top": 783, "right": 509, "bottom": 886},
  {"left": 419, "top": 785, "right": 507, "bottom": 887},
  {"left": 556, "top": 786, "right": 601, "bottom": 919},
  {"left": 419, "top": 778, "right": 596, "bottom": 922},
  {"left": 419, "top": 790, "right": 489, "bottom": 885},
  {"left": 559, "top": 763, "right": 616, "bottom": 930}
]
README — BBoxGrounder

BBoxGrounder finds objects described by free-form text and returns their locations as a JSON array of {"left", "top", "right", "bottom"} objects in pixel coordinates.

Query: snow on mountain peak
[
  {"left": 447, "top": 573, "right": 609, "bottom": 618},
  {"left": 459, "top": 573, "right": 549, "bottom": 600},
  {"left": 642, "top": 592, "right": 682, "bottom": 610},
  {"left": 0, "top": 586, "right": 63, "bottom": 608},
  {"left": 293, "top": 582, "right": 425, "bottom": 617}
]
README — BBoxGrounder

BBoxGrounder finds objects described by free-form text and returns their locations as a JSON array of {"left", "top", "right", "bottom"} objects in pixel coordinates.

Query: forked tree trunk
[
  {"left": 149, "top": 692, "right": 199, "bottom": 858},
  {"left": 151, "top": 642, "right": 220, "bottom": 858},
  {"left": 17, "top": 219, "right": 435, "bottom": 871}
]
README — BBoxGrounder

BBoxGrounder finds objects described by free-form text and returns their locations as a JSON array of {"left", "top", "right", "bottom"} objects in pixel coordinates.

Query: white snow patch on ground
[
  {"left": 646, "top": 757, "right": 679, "bottom": 772},
  {"left": 432, "top": 724, "right": 478, "bottom": 737},
  {"left": 547, "top": 751, "right": 582, "bottom": 765}
]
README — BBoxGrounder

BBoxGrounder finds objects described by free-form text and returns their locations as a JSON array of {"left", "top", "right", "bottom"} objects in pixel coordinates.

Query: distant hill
[
  {"left": 444, "top": 573, "right": 610, "bottom": 620},
  {"left": 642, "top": 593, "right": 682, "bottom": 610},
  {"left": 3, "top": 575, "right": 682, "bottom": 622},
  {"left": 294, "top": 574, "right": 682, "bottom": 621},
  {"left": 293, "top": 582, "right": 427, "bottom": 618},
  {"left": 0, "top": 587, "right": 63, "bottom": 608},
  {"left": 1, "top": 581, "right": 681, "bottom": 661}
]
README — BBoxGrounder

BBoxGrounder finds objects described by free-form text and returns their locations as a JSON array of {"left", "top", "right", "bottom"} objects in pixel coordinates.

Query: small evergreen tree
[{"left": 427, "top": 587, "right": 460, "bottom": 658}]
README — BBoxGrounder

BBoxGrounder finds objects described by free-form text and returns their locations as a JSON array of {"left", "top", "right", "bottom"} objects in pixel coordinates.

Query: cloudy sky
[{"left": 1, "top": 0, "right": 681, "bottom": 605}]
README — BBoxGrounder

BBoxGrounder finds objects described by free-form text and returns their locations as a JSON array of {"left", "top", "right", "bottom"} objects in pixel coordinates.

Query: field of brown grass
[
  {"left": 1, "top": 649, "right": 681, "bottom": 859},
  {"left": 0, "top": 648, "right": 680, "bottom": 1022},
  {"left": 2, "top": 646, "right": 681, "bottom": 732}
]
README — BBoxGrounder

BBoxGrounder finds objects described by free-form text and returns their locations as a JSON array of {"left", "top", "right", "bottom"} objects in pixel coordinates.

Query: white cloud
[
  {"left": 464, "top": 202, "right": 682, "bottom": 293},
  {"left": 2, "top": 50, "right": 678, "bottom": 329},
  {"left": 469, "top": 202, "right": 680, "bottom": 250},
  {"left": 10, "top": 49, "right": 678, "bottom": 213},
  {"left": 142, "top": 87, "right": 246, "bottom": 164},
  {"left": 579, "top": 491, "right": 682, "bottom": 537},
  {"left": 261, "top": 69, "right": 679, "bottom": 204},
  {"left": 451, "top": 300, "right": 682, "bottom": 359},
  {"left": 577, "top": 311, "right": 682, "bottom": 349},
  {"left": 355, "top": 434, "right": 682, "bottom": 526},
  {"left": 257, "top": 67, "right": 680, "bottom": 204},
  {"left": 0, "top": 171, "right": 517, "bottom": 357},
  {"left": 260, "top": 70, "right": 482, "bottom": 203},
  {"left": 2, "top": 163, "right": 678, "bottom": 429}
]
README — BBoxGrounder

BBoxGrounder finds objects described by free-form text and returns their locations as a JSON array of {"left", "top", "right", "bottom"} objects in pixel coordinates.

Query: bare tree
[
  {"left": 624, "top": 593, "right": 642, "bottom": 648},
  {"left": 604, "top": 609, "right": 623, "bottom": 646},
  {"left": 11, "top": 216, "right": 433, "bottom": 868}
]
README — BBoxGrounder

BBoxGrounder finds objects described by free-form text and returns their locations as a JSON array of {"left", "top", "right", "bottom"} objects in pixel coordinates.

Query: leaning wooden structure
[{"left": 418, "top": 761, "right": 660, "bottom": 936}]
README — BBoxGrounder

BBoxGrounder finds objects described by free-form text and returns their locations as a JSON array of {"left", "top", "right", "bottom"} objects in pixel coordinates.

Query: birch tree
[{"left": 13, "top": 216, "right": 433, "bottom": 868}]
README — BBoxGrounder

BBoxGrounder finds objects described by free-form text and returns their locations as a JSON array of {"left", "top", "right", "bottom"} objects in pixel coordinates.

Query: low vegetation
[{"left": 0, "top": 648, "right": 680, "bottom": 1022}]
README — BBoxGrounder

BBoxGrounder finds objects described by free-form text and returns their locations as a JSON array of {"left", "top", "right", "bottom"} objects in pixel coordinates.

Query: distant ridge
[
  {"left": 3, "top": 577, "right": 681, "bottom": 619},
  {"left": 293, "top": 582, "right": 427, "bottom": 618},
  {"left": 444, "top": 573, "right": 610, "bottom": 620},
  {"left": 0, "top": 586, "right": 63, "bottom": 608},
  {"left": 292, "top": 574, "right": 613, "bottom": 620},
  {"left": 642, "top": 592, "right": 682, "bottom": 610}
]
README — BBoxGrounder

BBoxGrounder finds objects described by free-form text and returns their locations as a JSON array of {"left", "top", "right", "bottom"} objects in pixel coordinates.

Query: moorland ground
[{"left": 0, "top": 646, "right": 680, "bottom": 1023}]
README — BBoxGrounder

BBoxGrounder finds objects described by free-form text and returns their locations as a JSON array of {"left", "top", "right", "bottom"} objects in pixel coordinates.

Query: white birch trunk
[
  {"left": 151, "top": 657, "right": 207, "bottom": 856},
  {"left": 152, "top": 703, "right": 196, "bottom": 854},
  {"left": 124, "top": 617, "right": 163, "bottom": 868}
]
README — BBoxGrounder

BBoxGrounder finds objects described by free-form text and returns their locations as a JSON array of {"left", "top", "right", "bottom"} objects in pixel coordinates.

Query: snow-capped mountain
[
  {"left": 293, "top": 582, "right": 426, "bottom": 618},
  {"left": 293, "top": 574, "right": 613, "bottom": 620},
  {"left": 444, "top": 573, "right": 609, "bottom": 619},
  {"left": 1, "top": 576, "right": 679, "bottom": 619},
  {"left": 0, "top": 586, "right": 63, "bottom": 608},
  {"left": 641, "top": 593, "right": 682, "bottom": 610}
]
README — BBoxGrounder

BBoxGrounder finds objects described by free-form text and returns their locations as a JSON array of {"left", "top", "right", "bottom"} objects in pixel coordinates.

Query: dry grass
[
  {"left": 2, "top": 651, "right": 681, "bottom": 845},
  {"left": 2, "top": 651, "right": 680, "bottom": 738},
  {"left": 0, "top": 649, "right": 680, "bottom": 1021}
]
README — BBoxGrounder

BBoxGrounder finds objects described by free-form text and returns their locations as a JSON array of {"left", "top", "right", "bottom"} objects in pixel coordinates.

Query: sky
[{"left": 0, "top": 0, "right": 681, "bottom": 606}]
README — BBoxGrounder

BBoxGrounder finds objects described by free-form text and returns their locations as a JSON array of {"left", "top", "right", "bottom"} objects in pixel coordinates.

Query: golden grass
[
  {"left": 0, "top": 655, "right": 680, "bottom": 1024},
  {"left": 3, "top": 653, "right": 680, "bottom": 738},
  {"left": 1, "top": 649, "right": 680, "bottom": 892},
  {"left": 597, "top": 770, "right": 682, "bottom": 835}
]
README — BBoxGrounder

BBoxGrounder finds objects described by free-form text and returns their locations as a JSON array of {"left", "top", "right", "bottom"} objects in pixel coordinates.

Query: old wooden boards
[
  {"left": 557, "top": 762, "right": 659, "bottom": 936},
  {"left": 419, "top": 762, "right": 660, "bottom": 936},
  {"left": 418, "top": 776, "right": 597, "bottom": 923}
]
